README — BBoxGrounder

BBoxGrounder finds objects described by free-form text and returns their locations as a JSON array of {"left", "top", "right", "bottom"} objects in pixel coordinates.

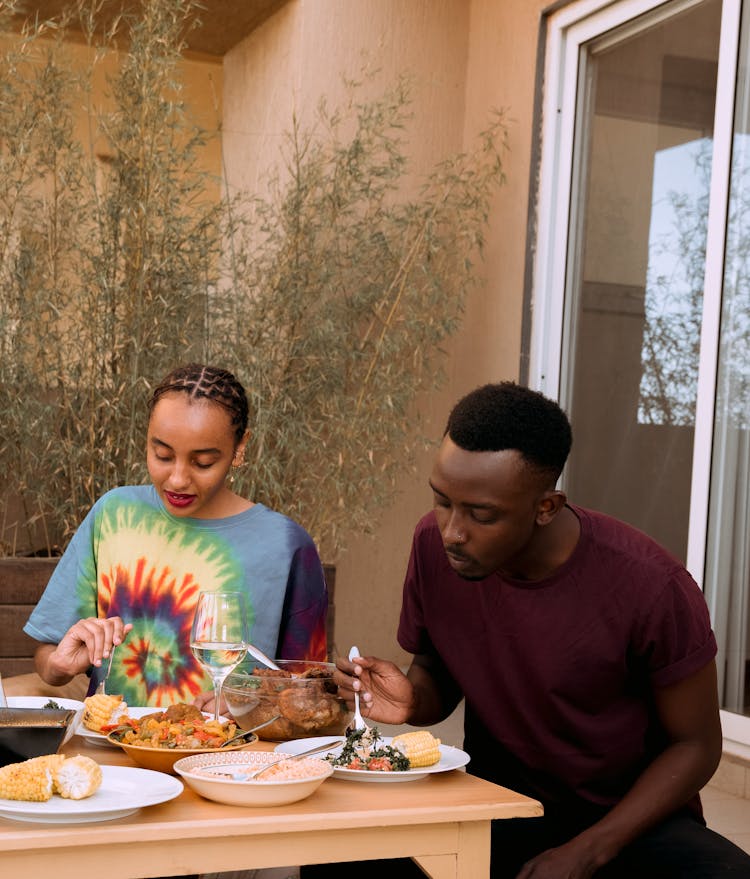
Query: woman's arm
[{"left": 33, "top": 617, "right": 132, "bottom": 685}]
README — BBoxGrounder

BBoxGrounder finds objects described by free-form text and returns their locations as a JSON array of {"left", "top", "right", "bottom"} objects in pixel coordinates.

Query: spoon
[
  {"left": 347, "top": 645, "right": 370, "bottom": 735},
  {"left": 245, "top": 643, "right": 281, "bottom": 671},
  {"left": 220, "top": 714, "right": 282, "bottom": 748}
]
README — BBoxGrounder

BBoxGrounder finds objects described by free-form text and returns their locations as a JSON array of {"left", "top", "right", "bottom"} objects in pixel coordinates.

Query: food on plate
[
  {"left": 327, "top": 727, "right": 411, "bottom": 772},
  {"left": 27, "top": 753, "right": 67, "bottom": 776},
  {"left": 0, "top": 758, "right": 54, "bottom": 801},
  {"left": 245, "top": 757, "right": 328, "bottom": 780},
  {"left": 198, "top": 757, "right": 329, "bottom": 781},
  {"left": 391, "top": 731, "right": 442, "bottom": 767},
  {"left": 54, "top": 754, "right": 103, "bottom": 799},
  {"left": 82, "top": 693, "right": 128, "bottom": 732},
  {"left": 108, "top": 704, "right": 238, "bottom": 749},
  {"left": 223, "top": 661, "right": 351, "bottom": 741},
  {"left": 277, "top": 684, "right": 342, "bottom": 731},
  {"left": 0, "top": 753, "right": 102, "bottom": 802}
]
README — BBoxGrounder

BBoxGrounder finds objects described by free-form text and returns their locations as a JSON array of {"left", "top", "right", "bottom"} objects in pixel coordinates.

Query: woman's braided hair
[{"left": 148, "top": 363, "right": 249, "bottom": 444}]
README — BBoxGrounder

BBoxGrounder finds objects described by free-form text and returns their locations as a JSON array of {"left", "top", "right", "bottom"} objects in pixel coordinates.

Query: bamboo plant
[{"left": 0, "top": 0, "right": 509, "bottom": 561}]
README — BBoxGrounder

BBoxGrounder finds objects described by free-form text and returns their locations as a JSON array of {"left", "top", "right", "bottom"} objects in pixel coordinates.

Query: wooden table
[{"left": 0, "top": 737, "right": 542, "bottom": 879}]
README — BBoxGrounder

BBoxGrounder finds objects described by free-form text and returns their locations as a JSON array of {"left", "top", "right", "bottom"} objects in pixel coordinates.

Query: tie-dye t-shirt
[{"left": 24, "top": 485, "right": 328, "bottom": 706}]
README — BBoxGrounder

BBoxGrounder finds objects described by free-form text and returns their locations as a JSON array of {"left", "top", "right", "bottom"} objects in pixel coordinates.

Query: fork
[
  {"left": 96, "top": 644, "right": 117, "bottom": 695},
  {"left": 346, "top": 645, "right": 371, "bottom": 737}
]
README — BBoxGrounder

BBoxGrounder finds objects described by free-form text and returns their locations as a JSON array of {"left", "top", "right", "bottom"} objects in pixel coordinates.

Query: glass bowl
[{"left": 223, "top": 660, "right": 352, "bottom": 741}]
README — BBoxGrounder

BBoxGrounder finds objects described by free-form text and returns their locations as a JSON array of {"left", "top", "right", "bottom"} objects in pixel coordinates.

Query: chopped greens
[{"left": 326, "top": 726, "right": 411, "bottom": 772}]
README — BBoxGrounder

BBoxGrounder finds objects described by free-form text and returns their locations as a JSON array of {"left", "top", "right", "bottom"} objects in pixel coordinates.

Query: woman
[{"left": 24, "top": 363, "right": 328, "bottom": 707}]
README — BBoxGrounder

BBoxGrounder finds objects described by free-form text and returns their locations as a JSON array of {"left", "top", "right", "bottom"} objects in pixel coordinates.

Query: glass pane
[
  {"left": 562, "top": 0, "right": 723, "bottom": 562},
  {"left": 704, "top": 3, "right": 750, "bottom": 716}
]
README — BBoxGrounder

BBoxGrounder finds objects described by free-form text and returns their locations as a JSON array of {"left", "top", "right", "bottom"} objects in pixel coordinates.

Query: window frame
[{"left": 530, "top": 0, "right": 748, "bottom": 746}]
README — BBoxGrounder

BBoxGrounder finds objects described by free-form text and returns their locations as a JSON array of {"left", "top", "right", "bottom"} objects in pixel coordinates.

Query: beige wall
[{"left": 222, "top": 0, "right": 548, "bottom": 663}]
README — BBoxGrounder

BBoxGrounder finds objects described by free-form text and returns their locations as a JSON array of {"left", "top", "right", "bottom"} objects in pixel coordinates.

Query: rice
[
  {"left": 191, "top": 755, "right": 332, "bottom": 782},
  {"left": 256, "top": 758, "right": 329, "bottom": 780},
  {"left": 208, "top": 757, "right": 325, "bottom": 781}
]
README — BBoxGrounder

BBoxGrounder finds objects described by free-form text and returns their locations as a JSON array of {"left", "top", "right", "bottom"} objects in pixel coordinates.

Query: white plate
[
  {"left": 274, "top": 736, "right": 471, "bottom": 783},
  {"left": 76, "top": 706, "right": 229, "bottom": 747},
  {"left": 7, "top": 697, "right": 85, "bottom": 746},
  {"left": 0, "top": 765, "right": 183, "bottom": 823}
]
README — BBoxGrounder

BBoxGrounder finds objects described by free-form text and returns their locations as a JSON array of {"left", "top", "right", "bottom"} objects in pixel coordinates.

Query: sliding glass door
[{"left": 531, "top": 0, "right": 750, "bottom": 738}]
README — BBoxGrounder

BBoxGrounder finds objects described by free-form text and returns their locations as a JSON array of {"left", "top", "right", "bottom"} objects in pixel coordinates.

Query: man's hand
[
  {"left": 193, "top": 690, "right": 228, "bottom": 716},
  {"left": 334, "top": 654, "right": 414, "bottom": 725},
  {"left": 515, "top": 836, "right": 602, "bottom": 879}
]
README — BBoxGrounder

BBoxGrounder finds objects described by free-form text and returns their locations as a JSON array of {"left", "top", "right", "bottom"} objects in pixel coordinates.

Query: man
[{"left": 314, "top": 382, "right": 750, "bottom": 878}]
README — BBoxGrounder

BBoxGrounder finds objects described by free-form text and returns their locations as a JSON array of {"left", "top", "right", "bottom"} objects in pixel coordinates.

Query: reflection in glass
[
  {"left": 562, "top": 0, "right": 721, "bottom": 561},
  {"left": 704, "top": 84, "right": 750, "bottom": 714},
  {"left": 639, "top": 139, "right": 711, "bottom": 427}
]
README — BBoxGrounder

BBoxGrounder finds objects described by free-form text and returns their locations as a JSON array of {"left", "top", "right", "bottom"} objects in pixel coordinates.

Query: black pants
[{"left": 299, "top": 809, "right": 750, "bottom": 878}]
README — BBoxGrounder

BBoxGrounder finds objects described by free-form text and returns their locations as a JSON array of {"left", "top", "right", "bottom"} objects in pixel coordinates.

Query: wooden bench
[
  {"left": 0, "top": 558, "right": 58, "bottom": 678},
  {"left": 0, "top": 558, "right": 337, "bottom": 677}
]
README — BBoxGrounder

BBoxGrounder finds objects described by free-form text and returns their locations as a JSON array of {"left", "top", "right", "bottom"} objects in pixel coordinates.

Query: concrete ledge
[{"left": 708, "top": 751, "right": 750, "bottom": 799}]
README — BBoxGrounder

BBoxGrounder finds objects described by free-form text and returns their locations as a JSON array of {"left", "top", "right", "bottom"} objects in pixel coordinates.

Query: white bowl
[
  {"left": 173, "top": 751, "right": 333, "bottom": 806},
  {"left": 7, "top": 696, "right": 84, "bottom": 746}
]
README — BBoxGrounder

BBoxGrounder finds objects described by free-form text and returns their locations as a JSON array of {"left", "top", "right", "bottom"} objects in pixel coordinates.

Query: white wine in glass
[{"left": 190, "top": 591, "right": 249, "bottom": 721}]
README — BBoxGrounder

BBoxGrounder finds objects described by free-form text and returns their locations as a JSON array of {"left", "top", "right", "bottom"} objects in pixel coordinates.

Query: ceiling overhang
[{"left": 10, "top": 1, "right": 287, "bottom": 57}]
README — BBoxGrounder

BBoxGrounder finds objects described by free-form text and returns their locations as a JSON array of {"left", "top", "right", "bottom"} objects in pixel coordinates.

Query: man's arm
[
  {"left": 406, "top": 652, "right": 463, "bottom": 725},
  {"left": 516, "top": 659, "right": 723, "bottom": 879}
]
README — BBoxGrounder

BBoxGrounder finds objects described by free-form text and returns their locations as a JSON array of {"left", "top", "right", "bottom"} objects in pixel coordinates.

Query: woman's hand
[
  {"left": 193, "top": 690, "right": 229, "bottom": 716},
  {"left": 334, "top": 653, "right": 414, "bottom": 725},
  {"left": 41, "top": 617, "right": 133, "bottom": 682}
]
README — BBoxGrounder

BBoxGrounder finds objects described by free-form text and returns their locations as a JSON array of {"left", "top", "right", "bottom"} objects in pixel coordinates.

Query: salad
[{"left": 326, "top": 726, "right": 411, "bottom": 772}]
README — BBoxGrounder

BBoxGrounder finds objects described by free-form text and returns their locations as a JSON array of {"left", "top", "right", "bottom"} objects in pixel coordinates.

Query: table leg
[{"left": 414, "top": 820, "right": 491, "bottom": 879}]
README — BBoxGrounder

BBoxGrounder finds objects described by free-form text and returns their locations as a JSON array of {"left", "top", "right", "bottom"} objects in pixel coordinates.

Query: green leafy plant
[{"left": 0, "top": 0, "right": 508, "bottom": 561}]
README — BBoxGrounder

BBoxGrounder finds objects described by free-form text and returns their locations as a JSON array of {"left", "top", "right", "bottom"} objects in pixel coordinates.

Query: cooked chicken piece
[
  {"left": 250, "top": 697, "right": 296, "bottom": 739},
  {"left": 139, "top": 702, "right": 204, "bottom": 725},
  {"left": 278, "top": 685, "right": 342, "bottom": 731},
  {"left": 299, "top": 667, "right": 337, "bottom": 693}
]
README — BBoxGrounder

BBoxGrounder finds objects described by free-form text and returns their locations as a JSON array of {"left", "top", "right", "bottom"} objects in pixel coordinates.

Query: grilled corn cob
[
  {"left": 0, "top": 760, "right": 54, "bottom": 801},
  {"left": 55, "top": 755, "right": 102, "bottom": 799},
  {"left": 82, "top": 693, "right": 126, "bottom": 731},
  {"left": 392, "top": 730, "right": 441, "bottom": 767},
  {"left": 26, "top": 754, "right": 66, "bottom": 793}
]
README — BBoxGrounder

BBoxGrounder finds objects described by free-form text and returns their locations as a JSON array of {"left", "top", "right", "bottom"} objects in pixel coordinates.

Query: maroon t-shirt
[{"left": 397, "top": 505, "right": 717, "bottom": 811}]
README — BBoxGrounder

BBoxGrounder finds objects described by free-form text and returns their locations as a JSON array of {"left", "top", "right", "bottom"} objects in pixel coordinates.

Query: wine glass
[{"left": 190, "top": 591, "right": 249, "bottom": 722}]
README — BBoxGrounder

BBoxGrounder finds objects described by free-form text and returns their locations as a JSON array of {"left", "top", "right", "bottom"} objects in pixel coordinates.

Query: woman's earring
[{"left": 230, "top": 447, "right": 245, "bottom": 484}]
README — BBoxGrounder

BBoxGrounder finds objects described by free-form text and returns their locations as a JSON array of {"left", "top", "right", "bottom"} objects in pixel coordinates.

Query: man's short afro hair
[{"left": 446, "top": 382, "right": 572, "bottom": 478}]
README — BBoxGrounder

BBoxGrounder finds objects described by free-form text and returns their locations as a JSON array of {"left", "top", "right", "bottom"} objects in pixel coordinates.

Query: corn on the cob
[
  {"left": 0, "top": 760, "right": 54, "bottom": 801},
  {"left": 55, "top": 755, "right": 102, "bottom": 799},
  {"left": 26, "top": 754, "right": 66, "bottom": 793},
  {"left": 82, "top": 693, "right": 126, "bottom": 731},
  {"left": 392, "top": 731, "right": 441, "bottom": 768}
]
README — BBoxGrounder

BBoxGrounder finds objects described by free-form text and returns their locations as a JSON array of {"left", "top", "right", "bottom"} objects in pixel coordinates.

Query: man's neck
[{"left": 502, "top": 505, "right": 581, "bottom": 581}]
